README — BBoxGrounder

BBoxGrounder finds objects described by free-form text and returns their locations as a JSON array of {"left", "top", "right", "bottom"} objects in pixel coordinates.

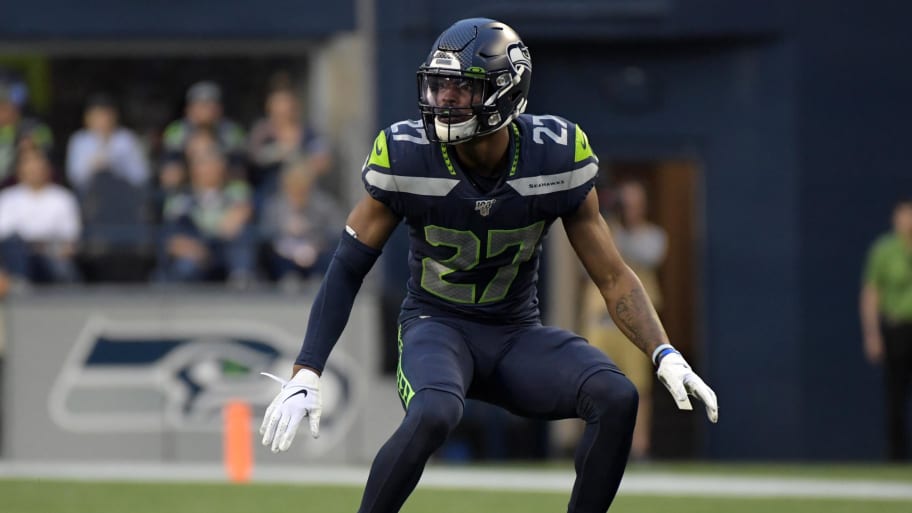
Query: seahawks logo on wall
[{"left": 48, "top": 316, "right": 362, "bottom": 456}]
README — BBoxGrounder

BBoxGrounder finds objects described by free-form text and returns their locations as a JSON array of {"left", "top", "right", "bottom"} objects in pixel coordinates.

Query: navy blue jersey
[{"left": 362, "top": 114, "right": 599, "bottom": 323}]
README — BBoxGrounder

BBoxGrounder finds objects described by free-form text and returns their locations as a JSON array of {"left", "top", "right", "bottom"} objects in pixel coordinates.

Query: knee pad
[
  {"left": 578, "top": 370, "right": 639, "bottom": 421},
  {"left": 405, "top": 389, "right": 464, "bottom": 442}
]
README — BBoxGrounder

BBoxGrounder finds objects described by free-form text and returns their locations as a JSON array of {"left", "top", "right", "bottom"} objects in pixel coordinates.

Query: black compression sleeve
[{"left": 295, "top": 230, "right": 382, "bottom": 372}]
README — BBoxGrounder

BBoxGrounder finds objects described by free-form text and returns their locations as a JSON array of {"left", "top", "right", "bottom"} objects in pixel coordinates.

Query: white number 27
[{"left": 531, "top": 115, "right": 568, "bottom": 146}]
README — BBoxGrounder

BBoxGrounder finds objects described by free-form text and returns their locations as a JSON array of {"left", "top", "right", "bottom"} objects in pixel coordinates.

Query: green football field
[{"left": 3, "top": 463, "right": 911, "bottom": 513}]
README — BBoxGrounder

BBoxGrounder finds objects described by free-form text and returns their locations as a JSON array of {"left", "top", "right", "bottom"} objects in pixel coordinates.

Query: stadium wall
[
  {"left": 0, "top": 1, "right": 355, "bottom": 38},
  {"left": 792, "top": 1, "right": 912, "bottom": 460},
  {"left": 1, "top": 290, "right": 401, "bottom": 463}
]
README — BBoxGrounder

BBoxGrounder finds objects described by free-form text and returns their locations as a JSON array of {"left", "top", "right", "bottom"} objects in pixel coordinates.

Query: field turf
[{"left": 2, "top": 463, "right": 910, "bottom": 513}]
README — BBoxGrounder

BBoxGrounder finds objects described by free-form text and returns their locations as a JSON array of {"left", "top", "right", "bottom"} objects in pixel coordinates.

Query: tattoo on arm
[{"left": 613, "top": 286, "right": 667, "bottom": 354}]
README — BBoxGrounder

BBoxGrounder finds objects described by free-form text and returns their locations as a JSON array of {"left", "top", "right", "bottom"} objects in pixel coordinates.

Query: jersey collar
[{"left": 439, "top": 123, "right": 521, "bottom": 194}]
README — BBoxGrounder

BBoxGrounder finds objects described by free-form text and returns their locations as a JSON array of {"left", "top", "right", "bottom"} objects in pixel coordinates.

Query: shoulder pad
[
  {"left": 363, "top": 119, "right": 431, "bottom": 174},
  {"left": 516, "top": 113, "right": 599, "bottom": 171},
  {"left": 387, "top": 119, "right": 431, "bottom": 146},
  {"left": 366, "top": 129, "right": 391, "bottom": 170},
  {"left": 365, "top": 119, "right": 446, "bottom": 179},
  {"left": 573, "top": 123, "right": 596, "bottom": 164},
  {"left": 361, "top": 120, "right": 457, "bottom": 216},
  {"left": 511, "top": 114, "right": 600, "bottom": 216}
]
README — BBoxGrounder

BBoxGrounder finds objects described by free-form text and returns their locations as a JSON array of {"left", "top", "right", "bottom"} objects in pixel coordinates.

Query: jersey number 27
[{"left": 421, "top": 221, "right": 545, "bottom": 304}]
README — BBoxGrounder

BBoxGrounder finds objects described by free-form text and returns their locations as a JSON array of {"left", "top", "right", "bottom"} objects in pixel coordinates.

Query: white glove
[
  {"left": 259, "top": 368, "right": 322, "bottom": 453},
  {"left": 654, "top": 345, "right": 719, "bottom": 423}
]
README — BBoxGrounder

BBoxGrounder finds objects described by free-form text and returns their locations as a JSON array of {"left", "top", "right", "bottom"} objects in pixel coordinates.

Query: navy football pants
[{"left": 357, "top": 316, "right": 639, "bottom": 513}]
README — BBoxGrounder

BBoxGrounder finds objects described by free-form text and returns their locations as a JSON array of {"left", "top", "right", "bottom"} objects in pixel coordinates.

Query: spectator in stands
[
  {"left": 579, "top": 180, "right": 666, "bottom": 460},
  {"left": 158, "top": 128, "right": 222, "bottom": 194},
  {"left": 0, "top": 82, "right": 53, "bottom": 188},
  {"left": 160, "top": 81, "right": 246, "bottom": 183},
  {"left": 259, "top": 158, "right": 344, "bottom": 288},
  {"left": 247, "top": 87, "right": 331, "bottom": 201},
  {"left": 66, "top": 93, "right": 149, "bottom": 193},
  {"left": 157, "top": 159, "right": 186, "bottom": 195},
  {"left": 157, "top": 148, "right": 255, "bottom": 287},
  {"left": 184, "top": 128, "right": 222, "bottom": 165},
  {"left": 0, "top": 150, "right": 80, "bottom": 283},
  {"left": 861, "top": 197, "right": 912, "bottom": 461}
]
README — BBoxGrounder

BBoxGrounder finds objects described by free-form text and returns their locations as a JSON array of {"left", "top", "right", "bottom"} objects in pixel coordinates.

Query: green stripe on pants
[{"left": 396, "top": 324, "right": 416, "bottom": 408}]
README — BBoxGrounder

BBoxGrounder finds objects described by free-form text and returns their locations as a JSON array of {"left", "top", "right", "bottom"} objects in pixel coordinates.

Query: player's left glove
[
  {"left": 653, "top": 344, "right": 718, "bottom": 423},
  {"left": 259, "top": 368, "right": 322, "bottom": 453}
]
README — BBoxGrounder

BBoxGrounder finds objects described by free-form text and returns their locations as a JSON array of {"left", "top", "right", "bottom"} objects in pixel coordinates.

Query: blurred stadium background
[{"left": 0, "top": 0, "right": 911, "bottom": 511}]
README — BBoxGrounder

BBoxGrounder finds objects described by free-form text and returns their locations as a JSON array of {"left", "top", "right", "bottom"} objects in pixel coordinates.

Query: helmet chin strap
[{"left": 435, "top": 116, "right": 479, "bottom": 144}]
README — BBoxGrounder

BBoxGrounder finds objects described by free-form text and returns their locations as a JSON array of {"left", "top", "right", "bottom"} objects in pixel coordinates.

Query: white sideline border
[{"left": 1, "top": 463, "right": 911, "bottom": 501}]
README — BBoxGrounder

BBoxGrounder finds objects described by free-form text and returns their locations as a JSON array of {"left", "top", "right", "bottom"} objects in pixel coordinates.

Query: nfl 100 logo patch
[{"left": 475, "top": 199, "right": 496, "bottom": 216}]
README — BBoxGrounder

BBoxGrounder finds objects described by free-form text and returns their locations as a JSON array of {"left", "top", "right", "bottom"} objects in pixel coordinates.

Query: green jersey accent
[
  {"left": 508, "top": 123, "right": 521, "bottom": 176},
  {"left": 396, "top": 324, "right": 416, "bottom": 408},
  {"left": 574, "top": 124, "right": 595, "bottom": 163},
  {"left": 440, "top": 142, "right": 457, "bottom": 175},
  {"left": 368, "top": 130, "right": 391, "bottom": 169}
]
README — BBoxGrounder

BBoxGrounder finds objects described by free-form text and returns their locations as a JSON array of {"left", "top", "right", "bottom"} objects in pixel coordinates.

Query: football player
[{"left": 261, "top": 17, "right": 718, "bottom": 513}]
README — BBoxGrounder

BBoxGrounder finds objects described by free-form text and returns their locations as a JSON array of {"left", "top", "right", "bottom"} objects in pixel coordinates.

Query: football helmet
[{"left": 417, "top": 18, "right": 532, "bottom": 144}]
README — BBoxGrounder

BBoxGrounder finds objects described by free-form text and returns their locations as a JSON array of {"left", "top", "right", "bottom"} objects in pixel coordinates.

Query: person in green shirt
[
  {"left": 0, "top": 81, "right": 52, "bottom": 187},
  {"left": 861, "top": 198, "right": 912, "bottom": 461}
]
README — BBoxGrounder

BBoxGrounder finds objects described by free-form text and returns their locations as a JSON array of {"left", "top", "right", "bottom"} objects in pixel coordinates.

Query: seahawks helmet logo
[{"left": 507, "top": 43, "right": 531, "bottom": 73}]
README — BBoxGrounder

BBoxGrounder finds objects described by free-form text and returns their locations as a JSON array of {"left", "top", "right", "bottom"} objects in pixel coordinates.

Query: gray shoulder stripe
[
  {"left": 364, "top": 170, "right": 459, "bottom": 196},
  {"left": 506, "top": 162, "right": 599, "bottom": 196}
]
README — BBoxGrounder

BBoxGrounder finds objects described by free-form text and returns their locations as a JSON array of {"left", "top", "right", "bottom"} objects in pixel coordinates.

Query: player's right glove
[
  {"left": 653, "top": 344, "right": 719, "bottom": 423},
  {"left": 259, "top": 368, "right": 322, "bottom": 453}
]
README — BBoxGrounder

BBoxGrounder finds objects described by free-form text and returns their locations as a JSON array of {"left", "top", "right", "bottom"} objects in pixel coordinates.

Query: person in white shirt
[
  {"left": 65, "top": 94, "right": 149, "bottom": 193},
  {"left": 0, "top": 150, "right": 81, "bottom": 282}
]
